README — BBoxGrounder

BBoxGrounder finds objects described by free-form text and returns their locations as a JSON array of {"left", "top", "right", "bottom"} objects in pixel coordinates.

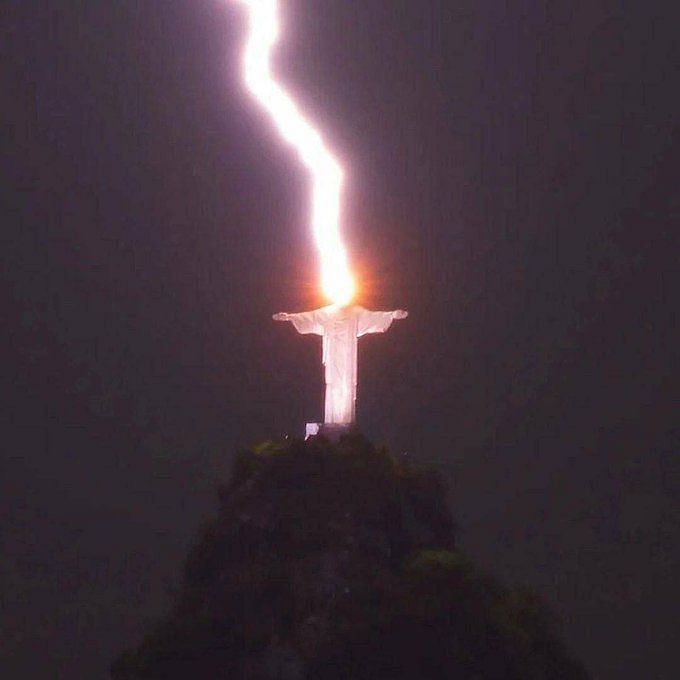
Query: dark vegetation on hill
[{"left": 112, "top": 433, "right": 590, "bottom": 679}]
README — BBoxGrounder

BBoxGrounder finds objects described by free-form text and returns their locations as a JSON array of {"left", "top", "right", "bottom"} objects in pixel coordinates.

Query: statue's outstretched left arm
[{"left": 358, "top": 309, "right": 408, "bottom": 336}]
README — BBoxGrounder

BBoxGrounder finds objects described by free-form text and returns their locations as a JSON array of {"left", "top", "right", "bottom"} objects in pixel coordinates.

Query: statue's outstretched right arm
[{"left": 272, "top": 310, "right": 324, "bottom": 335}]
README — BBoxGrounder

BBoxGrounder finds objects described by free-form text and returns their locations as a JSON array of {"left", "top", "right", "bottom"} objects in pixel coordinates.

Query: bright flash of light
[{"left": 233, "top": 0, "right": 355, "bottom": 306}]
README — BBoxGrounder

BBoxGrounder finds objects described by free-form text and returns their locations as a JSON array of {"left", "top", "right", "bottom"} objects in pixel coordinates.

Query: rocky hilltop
[{"left": 112, "top": 433, "right": 589, "bottom": 679}]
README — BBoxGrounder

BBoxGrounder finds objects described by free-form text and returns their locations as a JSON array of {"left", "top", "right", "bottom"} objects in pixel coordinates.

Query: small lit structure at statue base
[
  {"left": 305, "top": 422, "right": 350, "bottom": 441},
  {"left": 305, "top": 423, "right": 321, "bottom": 440}
]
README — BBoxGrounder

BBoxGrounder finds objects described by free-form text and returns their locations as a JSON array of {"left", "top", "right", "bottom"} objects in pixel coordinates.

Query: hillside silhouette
[{"left": 112, "top": 433, "right": 590, "bottom": 679}]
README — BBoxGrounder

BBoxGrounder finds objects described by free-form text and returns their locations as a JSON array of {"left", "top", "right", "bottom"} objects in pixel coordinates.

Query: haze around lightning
[{"left": 234, "top": 0, "right": 355, "bottom": 305}]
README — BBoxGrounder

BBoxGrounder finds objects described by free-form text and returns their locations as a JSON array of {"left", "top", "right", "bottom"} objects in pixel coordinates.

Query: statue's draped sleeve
[
  {"left": 288, "top": 310, "right": 324, "bottom": 335},
  {"left": 357, "top": 309, "right": 396, "bottom": 336}
]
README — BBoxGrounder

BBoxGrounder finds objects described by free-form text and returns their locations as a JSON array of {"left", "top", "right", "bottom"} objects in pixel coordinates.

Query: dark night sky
[{"left": 2, "top": 1, "right": 678, "bottom": 678}]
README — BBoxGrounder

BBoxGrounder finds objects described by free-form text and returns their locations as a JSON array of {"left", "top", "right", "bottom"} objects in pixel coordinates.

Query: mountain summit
[{"left": 112, "top": 433, "right": 589, "bottom": 679}]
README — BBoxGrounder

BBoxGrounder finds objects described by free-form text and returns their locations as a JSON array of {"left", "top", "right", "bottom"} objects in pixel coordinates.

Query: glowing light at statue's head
[{"left": 234, "top": 0, "right": 355, "bottom": 306}]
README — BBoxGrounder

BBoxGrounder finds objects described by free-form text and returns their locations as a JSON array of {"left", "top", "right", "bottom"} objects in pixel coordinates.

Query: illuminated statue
[
  {"left": 236, "top": 2, "right": 409, "bottom": 429},
  {"left": 274, "top": 305, "right": 408, "bottom": 425}
]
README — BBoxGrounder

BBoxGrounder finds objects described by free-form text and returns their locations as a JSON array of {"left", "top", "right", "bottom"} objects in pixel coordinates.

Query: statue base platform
[{"left": 305, "top": 422, "right": 352, "bottom": 442}]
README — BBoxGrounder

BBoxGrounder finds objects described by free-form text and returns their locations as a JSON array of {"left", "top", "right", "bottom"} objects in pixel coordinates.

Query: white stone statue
[{"left": 273, "top": 305, "right": 408, "bottom": 425}]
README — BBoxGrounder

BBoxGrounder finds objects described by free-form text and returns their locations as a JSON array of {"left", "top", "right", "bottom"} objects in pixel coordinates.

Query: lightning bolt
[{"left": 233, "top": 0, "right": 355, "bottom": 305}]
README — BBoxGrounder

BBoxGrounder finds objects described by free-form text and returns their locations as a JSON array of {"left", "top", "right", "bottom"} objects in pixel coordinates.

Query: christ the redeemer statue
[{"left": 273, "top": 305, "right": 408, "bottom": 425}]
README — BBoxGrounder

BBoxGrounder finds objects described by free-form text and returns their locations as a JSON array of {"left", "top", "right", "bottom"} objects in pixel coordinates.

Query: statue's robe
[{"left": 286, "top": 305, "right": 399, "bottom": 424}]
